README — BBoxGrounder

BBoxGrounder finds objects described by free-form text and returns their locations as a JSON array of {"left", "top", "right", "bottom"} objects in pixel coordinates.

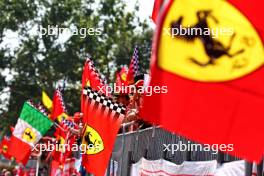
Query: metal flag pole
[{"left": 35, "top": 150, "right": 42, "bottom": 176}]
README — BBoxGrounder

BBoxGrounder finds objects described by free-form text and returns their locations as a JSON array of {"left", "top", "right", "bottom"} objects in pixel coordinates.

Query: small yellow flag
[{"left": 42, "top": 91, "right": 53, "bottom": 111}]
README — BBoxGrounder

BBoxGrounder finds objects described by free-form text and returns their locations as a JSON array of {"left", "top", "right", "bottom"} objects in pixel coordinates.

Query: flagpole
[{"left": 35, "top": 150, "right": 42, "bottom": 176}]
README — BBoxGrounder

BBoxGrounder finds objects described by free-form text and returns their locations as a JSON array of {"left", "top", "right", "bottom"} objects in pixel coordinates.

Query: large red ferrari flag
[
  {"left": 141, "top": 0, "right": 264, "bottom": 162},
  {"left": 151, "top": 0, "right": 164, "bottom": 24},
  {"left": 82, "top": 87, "right": 126, "bottom": 176}
]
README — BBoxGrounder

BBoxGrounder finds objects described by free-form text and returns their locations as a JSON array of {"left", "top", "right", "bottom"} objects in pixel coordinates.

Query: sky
[{"left": 126, "top": 0, "right": 155, "bottom": 27}]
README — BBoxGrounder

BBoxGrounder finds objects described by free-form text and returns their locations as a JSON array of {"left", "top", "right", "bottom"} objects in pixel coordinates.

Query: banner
[
  {"left": 130, "top": 158, "right": 217, "bottom": 176},
  {"left": 215, "top": 160, "right": 257, "bottom": 176}
]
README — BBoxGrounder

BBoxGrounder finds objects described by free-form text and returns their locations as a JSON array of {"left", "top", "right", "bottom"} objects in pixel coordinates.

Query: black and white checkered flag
[
  {"left": 82, "top": 86, "right": 126, "bottom": 119},
  {"left": 131, "top": 46, "right": 139, "bottom": 78},
  {"left": 127, "top": 46, "right": 140, "bottom": 84}
]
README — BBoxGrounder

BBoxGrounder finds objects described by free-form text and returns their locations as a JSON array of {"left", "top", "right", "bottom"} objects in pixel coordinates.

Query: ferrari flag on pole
[
  {"left": 141, "top": 0, "right": 264, "bottom": 162},
  {"left": 81, "top": 87, "right": 126, "bottom": 176},
  {"left": 8, "top": 101, "right": 53, "bottom": 165}
]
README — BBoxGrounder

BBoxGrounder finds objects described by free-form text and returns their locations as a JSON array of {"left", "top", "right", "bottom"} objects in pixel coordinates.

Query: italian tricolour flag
[{"left": 8, "top": 102, "right": 53, "bottom": 165}]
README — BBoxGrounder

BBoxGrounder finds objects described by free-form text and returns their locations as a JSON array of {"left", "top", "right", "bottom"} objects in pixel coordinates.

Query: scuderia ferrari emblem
[
  {"left": 82, "top": 125, "right": 104, "bottom": 155},
  {"left": 158, "top": 0, "right": 264, "bottom": 82},
  {"left": 22, "top": 127, "right": 37, "bottom": 143},
  {"left": 2, "top": 145, "right": 8, "bottom": 153}
]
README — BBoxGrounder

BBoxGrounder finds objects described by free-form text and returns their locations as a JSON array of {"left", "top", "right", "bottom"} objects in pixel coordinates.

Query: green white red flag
[{"left": 8, "top": 101, "right": 53, "bottom": 165}]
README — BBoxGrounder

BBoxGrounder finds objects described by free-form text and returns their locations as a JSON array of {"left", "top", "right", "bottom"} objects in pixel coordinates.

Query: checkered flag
[
  {"left": 61, "top": 119, "right": 78, "bottom": 131},
  {"left": 56, "top": 87, "right": 67, "bottom": 113},
  {"left": 82, "top": 86, "right": 126, "bottom": 121},
  {"left": 127, "top": 46, "right": 140, "bottom": 83},
  {"left": 132, "top": 46, "right": 139, "bottom": 77},
  {"left": 27, "top": 100, "right": 48, "bottom": 116}
]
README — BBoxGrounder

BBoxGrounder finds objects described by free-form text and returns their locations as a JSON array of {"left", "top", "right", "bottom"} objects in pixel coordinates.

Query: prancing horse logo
[
  {"left": 82, "top": 125, "right": 104, "bottom": 155},
  {"left": 157, "top": 0, "right": 264, "bottom": 82},
  {"left": 171, "top": 10, "right": 245, "bottom": 67},
  {"left": 22, "top": 128, "right": 36, "bottom": 143}
]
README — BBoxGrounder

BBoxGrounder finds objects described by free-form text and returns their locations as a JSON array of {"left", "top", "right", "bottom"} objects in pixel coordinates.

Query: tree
[{"left": 0, "top": 0, "right": 153, "bottom": 136}]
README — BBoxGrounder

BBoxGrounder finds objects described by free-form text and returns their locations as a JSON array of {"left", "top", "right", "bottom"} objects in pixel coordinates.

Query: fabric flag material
[
  {"left": 52, "top": 129, "right": 76, "bottom": 166},
  {"left": 8, "top": 102, "right": 53, "bottom": 165},
  {"left": 81, "top": 58, "right": 110, "bottom": 112},
  {"left": 151, "top": 0, "right": 164, "bottom": 24},
  {"left": 0, "top": 136, "right": 11, "bottom": 160},
  {"left": 116, "top": 67, "right": 129, "bottom": 87},
  {"left": 51, "top": 158, "right": 78, "bottom": 176},
  {"left": 81, "top": 87, "right": 126, "bottom": 176},
  {"left": 42, "top": 91, "right": 53, "bottom": 111},
  {"left": 50, "top": 159, "right": 62, "bottom": 176},
  {"left": 215, "top": 160, "right": 257, "bottom": 176},
  {"left": 127, "top": 46, "right": 140, "bottom": 85},
  {"left": 10, "top": 126, "right": 14, "bottom": 133},
  {"left": 50, "top": 88, "right": 67, "bottom": 121},
  {"left": 130, "top": 158, "right": 217, "bottom": 176},
  {"left": 140, "top": 0, "right": 264, "bottom": 162},
  {"left": 115, "top": 67, "right": 131, "bottom": 94}
]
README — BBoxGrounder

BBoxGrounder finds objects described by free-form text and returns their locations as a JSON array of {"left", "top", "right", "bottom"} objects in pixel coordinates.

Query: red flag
[
  {"left": 8, "top": 135, "right": 31, "bottom": 165},
  {"left": 50, "top": 159, "right": 62, "bottom": 176},
  {"left": 81, "top": 58, "right": 110, "bottom": 113},
  {"left": 10, "top": 126, "right": 15, "bottom": 133},
  {"left": 52, "top": 130, "right": 75, "bottom": 166},
  {"left": 116, "top": 67, "right": 129, "bottom": 86},
  {"left": 151, "top": 0, "right": 164, "bottom": 24},
  {"left": 51, "top": 158, "right": 78, "bottom": 176},
  {"left": 50, "top": 88, "right": 67, "bottom": 121},
  {"left": 0, "top": 136, "right": 12, "bottom": 160},
  {"left": 81, "top": 87, "right": 126, "bottom": 176},
  {"left": 141, "top": 0, "right": 264, "bottom": 162}
]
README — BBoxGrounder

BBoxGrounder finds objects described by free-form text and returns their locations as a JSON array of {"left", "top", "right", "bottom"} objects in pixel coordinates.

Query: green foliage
[{"left": 0, "top": 0, "right": 153, "bottom": 135}]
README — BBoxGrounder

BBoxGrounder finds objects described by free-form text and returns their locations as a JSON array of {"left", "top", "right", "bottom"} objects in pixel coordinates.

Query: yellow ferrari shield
[
  {"left": 158, "top": 0, "right": 263, "bottom": 82},
  {"left": 22, "top": 128, "right": 37, "bottom": 143},
  {"left": 57, "top": 113, "right": 69, "bottom": 123},
  {"left": 2, "top": 145, "right": 8, "bottom": 153},
  {"left": 82, "top": 125, "right": 104, "bottom": 155},
  {"left": 121, "top": 73, "right": 127, "bottom": 81}
]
